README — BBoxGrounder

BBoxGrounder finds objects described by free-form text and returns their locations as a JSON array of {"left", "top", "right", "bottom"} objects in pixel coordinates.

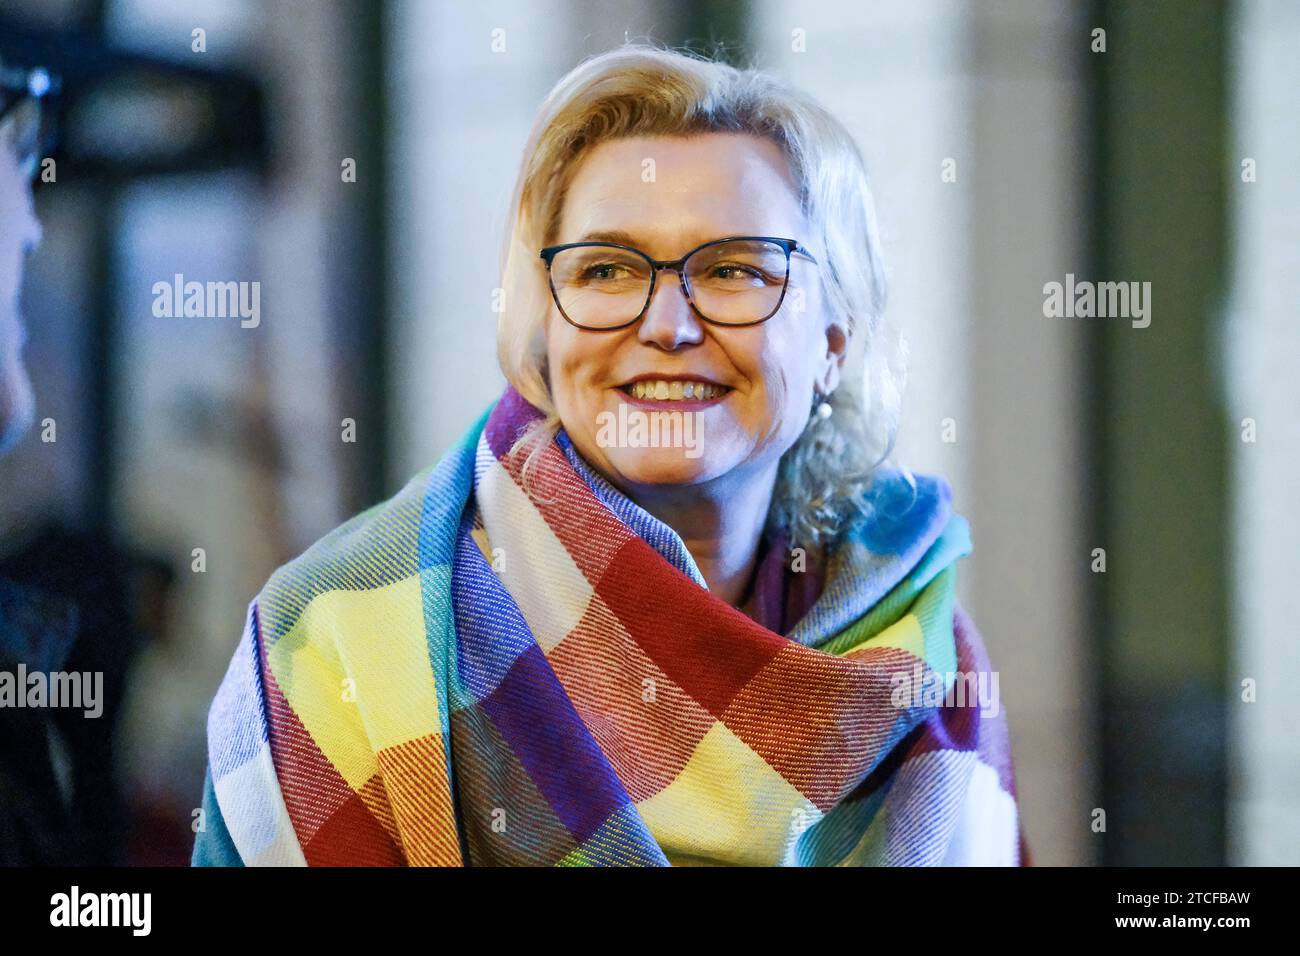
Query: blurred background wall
[
  {"left": 1224, "top": 0, "right": 1300, "bottom": 866},
  {"left": 0, "top": 0, "right": 1295, "bottom": 866}
]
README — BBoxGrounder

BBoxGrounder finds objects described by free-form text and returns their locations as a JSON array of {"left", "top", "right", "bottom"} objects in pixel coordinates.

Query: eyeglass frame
[{"left": 538, "top": 235, "right": 820, "bottom": 331}]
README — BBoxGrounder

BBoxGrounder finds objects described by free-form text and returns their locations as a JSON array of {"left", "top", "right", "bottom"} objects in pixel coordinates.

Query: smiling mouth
[{"left": 619, "top": 379, "right": 731, "bottom": 402}]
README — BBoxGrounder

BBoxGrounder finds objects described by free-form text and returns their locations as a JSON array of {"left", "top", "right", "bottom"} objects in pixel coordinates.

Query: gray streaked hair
[{"left": 495, "top": 42, "right": 910, "bottom": 552}]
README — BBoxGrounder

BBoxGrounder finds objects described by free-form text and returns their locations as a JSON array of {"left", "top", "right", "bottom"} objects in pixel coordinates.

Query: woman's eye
[
  {"left": 712, "top": 264, "right": 768, "bottom": 282},
  {"left": 583, "top": 263, "right": 624, "bottom": 280}
]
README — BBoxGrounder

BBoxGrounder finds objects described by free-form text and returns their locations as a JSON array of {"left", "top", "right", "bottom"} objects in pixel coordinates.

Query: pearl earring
[{"left": 811, "top": 392, "right": 833, "bottom": 421}]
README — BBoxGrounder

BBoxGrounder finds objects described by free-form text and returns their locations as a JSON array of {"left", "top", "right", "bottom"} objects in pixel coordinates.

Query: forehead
[{"left": 556, "top": 132, "right": 806, "bottom": 253}]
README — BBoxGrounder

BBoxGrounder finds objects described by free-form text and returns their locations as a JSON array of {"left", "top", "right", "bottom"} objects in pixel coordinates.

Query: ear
[{"left": 816, "top": 316, "right": 849, "bottom": 395}]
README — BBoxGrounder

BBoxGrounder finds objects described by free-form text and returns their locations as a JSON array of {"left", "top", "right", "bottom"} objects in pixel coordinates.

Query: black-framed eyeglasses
[
  {"left": 0, "top": 63, "right": 59, "bottom": 185},
  {"left": 538, "top": 235, "right": 819, "bottom": 331}
]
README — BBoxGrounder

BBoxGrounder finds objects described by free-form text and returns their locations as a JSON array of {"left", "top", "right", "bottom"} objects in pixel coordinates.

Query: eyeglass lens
[{"left": 549, "top": 238, "right": 791, "bottom": 328}]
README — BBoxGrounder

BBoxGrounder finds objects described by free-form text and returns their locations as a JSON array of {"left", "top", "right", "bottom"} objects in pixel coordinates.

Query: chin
[{"left": 602, "top": 447, "right": 724, "bottom": 488}]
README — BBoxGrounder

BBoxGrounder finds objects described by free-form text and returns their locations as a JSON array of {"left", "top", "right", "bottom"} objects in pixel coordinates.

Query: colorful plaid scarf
[{"left": 200, "top": 385, "right": 1026, "bottom": 866}]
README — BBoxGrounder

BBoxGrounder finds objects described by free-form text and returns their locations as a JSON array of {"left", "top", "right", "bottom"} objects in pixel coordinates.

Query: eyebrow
[
  {"left": 575, "top": 229, "right": 766, "bottom": 251},
  {"left": 577, "top": 229, "right": 643, "bottom": 246}
]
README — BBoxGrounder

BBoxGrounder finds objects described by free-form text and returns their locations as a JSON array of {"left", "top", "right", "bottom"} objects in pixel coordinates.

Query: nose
[{"left": 637, "top": 268, "right": 704, "bottom": 350}]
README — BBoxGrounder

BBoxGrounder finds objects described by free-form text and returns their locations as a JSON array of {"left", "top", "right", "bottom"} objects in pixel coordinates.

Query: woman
[{"left": 193, "top": 43, "right": 1029, "bottom": 866}]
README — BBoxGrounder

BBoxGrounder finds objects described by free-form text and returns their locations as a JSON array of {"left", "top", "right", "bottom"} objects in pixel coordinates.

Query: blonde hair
[{"left": 496, "top": 42, "right": 909, "bottom": 552}]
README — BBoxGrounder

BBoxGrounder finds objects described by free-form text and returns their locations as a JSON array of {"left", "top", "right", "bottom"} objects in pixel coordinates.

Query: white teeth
[{"left": 627, "top": 380, "right": 725, "bottom": 401}]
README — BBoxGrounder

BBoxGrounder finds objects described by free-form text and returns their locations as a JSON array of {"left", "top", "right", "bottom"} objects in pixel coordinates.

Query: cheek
[
  {"left": 545, "top": 321, "right": 607, "bottom": 413},
  {"left": 754, "top": 322, "right": 816, "bottom": 410},
  {"left": 545, "top": 319, "right": 578, "bottom": 388},
  {"left": 740, "top": 320, "right": 821, "bottom": 446}
]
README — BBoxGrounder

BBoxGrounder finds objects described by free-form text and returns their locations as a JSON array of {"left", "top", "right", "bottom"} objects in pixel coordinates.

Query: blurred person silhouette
[
  {"left": 0, "top": 57, "right": 147, "bottom": 866},
  {"left": 0, "top": 59, "right": 44, "bottom": 454},
  {"left": 0, "top": 56, "right": 76, "bottom": 865}
]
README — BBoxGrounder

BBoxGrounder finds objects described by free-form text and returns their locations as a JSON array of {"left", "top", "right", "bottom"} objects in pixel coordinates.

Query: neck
[{"left": 621, "top": 461, "right": 779, "bottom": 610}]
